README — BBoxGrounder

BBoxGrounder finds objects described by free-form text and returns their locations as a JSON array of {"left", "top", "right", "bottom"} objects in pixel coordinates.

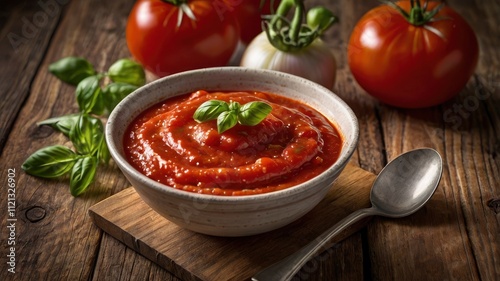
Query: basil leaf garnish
[
  {"left": 238, "top": 101, "right": 273, "bottom": 126},
  {"left": 217, "top": 111, "right": 238, "bottom": 134},
  {"left": 193, "top": 100, "right": 230, "bottom": 122},
  {"left": 193, "top": 99, "right": 272, "bottom": 133}
]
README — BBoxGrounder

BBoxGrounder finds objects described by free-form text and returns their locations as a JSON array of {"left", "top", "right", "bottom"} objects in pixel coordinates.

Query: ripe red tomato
[
  {"left": 126, "top": 0, "right": 240, "bottom": 77},
  {"left": 223, "top": 0, "right": 279, "bottom": 44},
  {"left": 347, "top": 1, "right": 479, "bottom": 108}
]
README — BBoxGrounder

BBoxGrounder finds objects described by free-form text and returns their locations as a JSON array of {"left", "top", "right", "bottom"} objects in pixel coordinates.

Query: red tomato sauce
[{"left": 124, "top": 90, "right": 343, "bottom": 196}]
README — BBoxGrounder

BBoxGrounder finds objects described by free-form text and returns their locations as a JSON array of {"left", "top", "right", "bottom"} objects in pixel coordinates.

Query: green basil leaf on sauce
[
  {"left": 21, "top": 145, "right": 77, "bottom": 178},
  {"left": 69, "top": 156, "right": 98, "bottom": 196},
  {"left": 107, "top": 59, "right": 146, "bottom": 87},
  {"left": 228, "top": 100, "right": 241, "bottom": 112},
  {"left": 238, "top": 101, "right": 273, "bottom": 126},
  {"left": 217, "top": 111, "right": 238, "bottom": 133},
  {"left": 193, "top": 99, "right": 272, "bottom": 134},
  {"left": 193, "top": 100, "right": 230, "bottom": 122},
  {"left": 76, "top": 75, "right": 102, "bottom": 114},
  {"left": 48, "top": 57, "right": 96, "bottom": 85}
]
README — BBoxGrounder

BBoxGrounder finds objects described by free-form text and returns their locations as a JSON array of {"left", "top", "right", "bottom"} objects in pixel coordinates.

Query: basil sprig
[
  {"left": 22, "top": 56, "right": 146, "bottom": 197},
  {"left": 193, "top": 100, "right": 272, "bottom": 133}
]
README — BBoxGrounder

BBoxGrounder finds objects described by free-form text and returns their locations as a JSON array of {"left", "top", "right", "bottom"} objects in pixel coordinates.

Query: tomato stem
[
  {"left": 289, "top": 0, "right": 305, "bottom": 42},
  {"left": 410, "top": 0, "right": 422, "bottom": 23},
  {"left": 269, "top": 0, "right": 294, "bottom": 29},
  {"left": 160, "top": 0, "right": 196, "bottom": 27},
  {"left": 383, "top": 0, "right": 445, "bottom": 26},
  {"left": 264, "top": 0, "right": 337, "bottom": 52},
  {"left": 162, "top": 0, "right": 187, "bottom": 5}
]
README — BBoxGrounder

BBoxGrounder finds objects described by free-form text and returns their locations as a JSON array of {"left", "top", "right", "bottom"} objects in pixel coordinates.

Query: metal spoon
[{"left": 252, "top": 148, "right": 443, "bottom": 281}]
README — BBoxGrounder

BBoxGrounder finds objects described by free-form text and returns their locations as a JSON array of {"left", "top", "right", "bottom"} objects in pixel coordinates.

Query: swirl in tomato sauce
[{"left": 124, "top": 90, "right": 343, "bottom": 195}]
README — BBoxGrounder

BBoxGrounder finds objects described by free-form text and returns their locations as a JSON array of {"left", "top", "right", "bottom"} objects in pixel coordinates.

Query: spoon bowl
[
  {"left": 252, "top": 148, "right": 443, "bottom": 281},
  {"left": 370, "top": 148, "right": 443, "bottom": 217}
]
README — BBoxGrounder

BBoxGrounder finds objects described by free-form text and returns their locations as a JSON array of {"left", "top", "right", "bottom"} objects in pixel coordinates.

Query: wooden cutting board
[{"left": 89, "top": 163, "right": 375, "bottom": 281}]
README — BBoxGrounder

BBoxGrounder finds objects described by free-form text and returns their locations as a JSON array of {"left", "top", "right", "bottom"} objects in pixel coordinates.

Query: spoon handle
[{"left": 251, "top": 207, "right": 376, "bottom": 281}]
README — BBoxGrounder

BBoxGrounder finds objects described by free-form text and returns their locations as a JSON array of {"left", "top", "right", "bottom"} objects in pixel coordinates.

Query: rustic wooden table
[{"left": 1, "top": 0, "right": 499, "bottom": 280}]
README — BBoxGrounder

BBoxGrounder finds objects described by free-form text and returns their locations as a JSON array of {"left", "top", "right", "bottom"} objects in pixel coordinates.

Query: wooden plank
[
  {"left": 89, "top": 164, "right": 375, "bottom": 281},
  {"left": 92, "top": 232, "right": 181, "bottom": 281}
]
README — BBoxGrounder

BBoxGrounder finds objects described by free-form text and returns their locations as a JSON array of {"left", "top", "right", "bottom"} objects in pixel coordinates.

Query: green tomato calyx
[
  {"left": 264, "top": 0, "right": 338, "bottom": 52},
  {"left": 162, "top": 0, "right": 187, "bottom": 5},
  {"left": 162, "top": 0, "right": 196, "bottom": 26},
  {"left": 383, "top": 0, "right": 445, "bottom": 26}
]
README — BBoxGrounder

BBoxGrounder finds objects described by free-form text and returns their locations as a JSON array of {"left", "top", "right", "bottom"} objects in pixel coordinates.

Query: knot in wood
[
  {"left": 25, "top": 206, "right": 46, "bottom": 223},
  {"left": 487, "top": 199, "right": 500, "bottom": 214},
  {"left": 31, "top": 125, "right": 54, "bottom": 139}
]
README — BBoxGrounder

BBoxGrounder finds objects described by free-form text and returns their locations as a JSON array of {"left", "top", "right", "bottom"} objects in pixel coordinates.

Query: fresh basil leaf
[
  {"left": 97, "top": 138, "right": 110, "bottom": 165},
  {"left": 193, "top": 99, "right": 272, "bottom": 133},
  {"left": 69, "top": 156, "right": 98, "bottom": 196},
  {"left": 102, "top": 82, "right": 138, "bottom": 112},
  {"left": 76, "top": 75, "right": 102, "bottom": 113},
  {"left": 217, "top": 111, "right": 238, "bottom": 133},
  {"left": 37, "top": 114, "right": 80, "bottom": 137},
  {"left": 238, "top": 101, "right": 272, "bottom": 126},
  {"left": 48, "top": 57, "right": 96, "bottom": 85},
  {"left": 107, "top": 59, "right": 145, "bottom": 87},
  {"left": 193, "top": 100, "right": 229, "bottom": 122},
  {"left": 90, "top": 90, "right": 106, "bottom": 115},
  {"left": 228, "top": 101, "right": 241, "bottom": 112},
  {"left": 22, "top": 145, "right": 77, "bottom": 178},
  {"left": 69, "top": 114, "right": 104, "bottom": 155}
]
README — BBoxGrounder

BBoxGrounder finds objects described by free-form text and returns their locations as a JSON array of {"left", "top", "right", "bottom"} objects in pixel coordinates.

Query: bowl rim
[{"left": 106, "top": 67, "right": 359, "bottom": 203}]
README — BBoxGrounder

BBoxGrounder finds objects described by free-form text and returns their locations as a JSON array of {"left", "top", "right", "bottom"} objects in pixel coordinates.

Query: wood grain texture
[
  {"left": 93, "top": 232, "right": 181, "bottom": 281},
  {"left": 0, "top": 0, "right": 67, "bottom": 152},
  {"left": 89, "top": 164, "right": 375, "bottom": 281}
]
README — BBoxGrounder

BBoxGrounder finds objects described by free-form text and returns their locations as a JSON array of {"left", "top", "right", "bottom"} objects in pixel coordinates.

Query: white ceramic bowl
[{"left": 106, "top": 67, "right": 358, "bottom": 237}]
